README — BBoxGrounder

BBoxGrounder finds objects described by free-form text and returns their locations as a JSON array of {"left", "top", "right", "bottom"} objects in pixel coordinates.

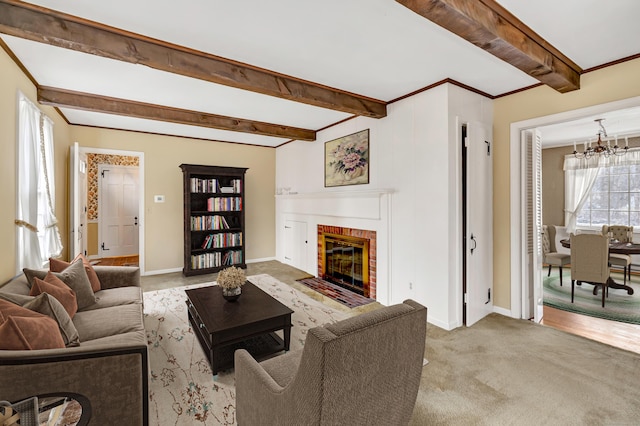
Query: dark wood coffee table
[{"left": 185, "top": 281, "right": 293, "bottom": 375}]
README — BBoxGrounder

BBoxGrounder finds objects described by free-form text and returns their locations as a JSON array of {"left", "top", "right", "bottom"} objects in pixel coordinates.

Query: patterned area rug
[
  {"left": 143, "top": 274, "right": 349, "bottom": 425},
  {"left": 543, "top": 270, "right": 640, "bottom": 324},
  {"left": 297, "top": 277, "right": 375, "bottom": 308}
]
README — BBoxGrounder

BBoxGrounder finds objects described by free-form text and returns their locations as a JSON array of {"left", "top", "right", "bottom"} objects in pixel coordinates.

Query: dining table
[{"left": 560, "top": 238, "right": 639, "bottom": 295}]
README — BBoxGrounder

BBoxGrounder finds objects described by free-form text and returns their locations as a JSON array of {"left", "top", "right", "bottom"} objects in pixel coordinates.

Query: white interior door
[
  {"left": 466, "top": 122, "right": 494, "bottom": 326},
  {"left": 284, "top": 220, "right": 307, "bottom": 271},
  {"left": 69, "top": 143, "right": 88, "bottom": 257},
  {"left": 99, "top": 165, "right": 139, "bottom": 257}
]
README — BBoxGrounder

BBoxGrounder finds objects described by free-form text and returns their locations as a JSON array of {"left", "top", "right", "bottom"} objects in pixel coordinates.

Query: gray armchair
[
  {"left": 542, "top": 225, "right": 571, "bottom": 286},
  {"left": 235, "top": 300, "right": 427, "bottom": 426},
  {"left": 570, "top": 233, "right": 611, "bottom": 307}
]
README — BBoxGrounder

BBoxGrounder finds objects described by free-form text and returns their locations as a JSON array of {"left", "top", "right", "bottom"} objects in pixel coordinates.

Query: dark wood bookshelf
[{"left": 180, "top": 164, "right": 248, "bottom": 276}]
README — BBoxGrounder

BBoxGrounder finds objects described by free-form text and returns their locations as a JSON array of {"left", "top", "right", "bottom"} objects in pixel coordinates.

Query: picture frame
[{"left": 324, "top": 129, "right": 370, "bottom": 187}]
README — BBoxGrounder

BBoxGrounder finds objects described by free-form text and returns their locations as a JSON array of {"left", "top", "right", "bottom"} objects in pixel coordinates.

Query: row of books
[
  {"left": 190, "top": 177, "right": 219, "bottom": 193},
  {"left": 207, "top": 197, "right": 242, "bottom": 212},
  {"left": 200, "top": 232, "right": 243, "bottom": 249},
  {"left": 191, "top": 215, "right": 232, "bottom": 231},
  {"left": 190, "top": 250, "right": 243, "bottom": 270},
  {"left": 190, "top": 178, "right": 242, "bottom": 194}
]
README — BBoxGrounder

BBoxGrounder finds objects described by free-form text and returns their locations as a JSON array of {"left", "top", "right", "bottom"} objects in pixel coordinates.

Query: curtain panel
[{"left": 16, "top": 93, "right": 62, "bottom": 270}]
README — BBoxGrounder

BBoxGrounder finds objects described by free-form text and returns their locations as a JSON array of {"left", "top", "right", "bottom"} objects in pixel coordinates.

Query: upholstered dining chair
[
  {"left": 570, "top": 233, "right": 611, "bottom": 308},
  {"left": 235, "top": 300, "right": 427, "bottom": 426},
  {"left": 602, "top": 225, "right": 633, "bottom": 284},
  {"left": 542, "top": 225, "right": 571, "bottom": 286}
]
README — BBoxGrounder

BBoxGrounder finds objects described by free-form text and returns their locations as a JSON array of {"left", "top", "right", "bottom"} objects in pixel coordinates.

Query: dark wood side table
[{"left": 185, "top": 282, "right": 293, "bottom": 375}]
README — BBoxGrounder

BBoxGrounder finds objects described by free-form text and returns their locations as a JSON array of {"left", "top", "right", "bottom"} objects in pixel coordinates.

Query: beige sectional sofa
[{"left": 0, "top": 265, "right": 148, "bottom": 425}]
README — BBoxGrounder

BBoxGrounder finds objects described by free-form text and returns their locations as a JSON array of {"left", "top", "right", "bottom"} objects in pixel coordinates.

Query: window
[
  {"left": 576, "top": 164, "right": 640, "bottom": 227},
  {"left": 16, "top": 92, "right": 62, "bottom": 271}
]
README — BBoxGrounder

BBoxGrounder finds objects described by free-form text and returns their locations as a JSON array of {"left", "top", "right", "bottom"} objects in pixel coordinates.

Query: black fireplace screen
[{"left": 323, "top": 236, "right": 368, "bottom": 295}]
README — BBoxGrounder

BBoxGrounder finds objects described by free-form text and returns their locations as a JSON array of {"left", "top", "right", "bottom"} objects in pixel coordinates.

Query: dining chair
[
  {"left": 542, "top": 225, "right": 571, "bottom": 286},
  {"left": 602, "top": 225, "right": 633, "bottom": 284},
  {"left": 570, "top": 233, "right": 611, "bottom": 308}
]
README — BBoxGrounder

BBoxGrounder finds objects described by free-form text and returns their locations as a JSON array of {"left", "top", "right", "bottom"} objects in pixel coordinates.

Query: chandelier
[{"left": 573, "top": 118, "right": 628, "bottom": 159}]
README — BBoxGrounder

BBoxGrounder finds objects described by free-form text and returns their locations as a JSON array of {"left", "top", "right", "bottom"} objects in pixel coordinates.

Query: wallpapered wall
[{"left": 87, "top": 153, "right": 139, "bottom": 220}]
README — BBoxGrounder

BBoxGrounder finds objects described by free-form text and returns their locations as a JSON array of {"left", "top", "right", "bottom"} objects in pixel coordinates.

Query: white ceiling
[{"left": 3, "top": 0, "right": 640, "bottom": 147}]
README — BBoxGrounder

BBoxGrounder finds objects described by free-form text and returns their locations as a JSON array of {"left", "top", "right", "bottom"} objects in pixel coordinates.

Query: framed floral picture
[{"left": 324, "top": 129, "right": 370, "bottom": 187}]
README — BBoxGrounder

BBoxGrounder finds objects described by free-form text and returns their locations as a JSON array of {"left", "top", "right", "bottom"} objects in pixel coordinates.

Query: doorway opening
[
  {"left": 510, "top": 95, "right": 640, "bottom": 326},
  {"left": 71, "top": 146, "right": 145, "bottom": 274}
]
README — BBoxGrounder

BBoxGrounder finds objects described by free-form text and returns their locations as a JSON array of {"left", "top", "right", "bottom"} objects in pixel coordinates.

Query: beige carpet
[
  {"left": 145, "top": 274, "right": 640, "bottom": 425},
  {"left": 412, "top": 313, "right": 640, "bottom": 425}
]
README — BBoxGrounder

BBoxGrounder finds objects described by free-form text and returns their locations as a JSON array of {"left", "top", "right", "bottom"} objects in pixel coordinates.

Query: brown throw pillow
[
  {"left": 21, "top": 293, "right": 80, "bottom": 347},
  {"left": 30, "top": 273, "right": 78, "bottom": 318},
  {"left": 50, "top": 253, "right": 101, "bottom": 292},
  {"left": 25, "top": 259, "right": 96, "bottom": 310},
  {"left": 0, "top": 299, "right": 65, "bottom": 350}
]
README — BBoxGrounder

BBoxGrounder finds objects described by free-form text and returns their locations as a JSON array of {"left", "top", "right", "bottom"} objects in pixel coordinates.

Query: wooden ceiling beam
[
  {"left": 0, "top": 0, "right": 386, "bottom": 118},
  {"left": 396, "top": 0, "right": 582, "bottom": 93},
  {"left": 38, "top": 86, "right": 317, "bottom": 141}
]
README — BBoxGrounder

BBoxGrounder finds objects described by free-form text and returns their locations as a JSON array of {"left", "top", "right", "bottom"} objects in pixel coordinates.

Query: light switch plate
[{"left": 154, "top": 195, "right": 165, "bottom": 203}]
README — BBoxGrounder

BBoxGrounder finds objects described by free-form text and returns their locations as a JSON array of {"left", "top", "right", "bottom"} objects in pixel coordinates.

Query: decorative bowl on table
[{"left": 217, "top": 266, "right": 246, "bottom": 302}]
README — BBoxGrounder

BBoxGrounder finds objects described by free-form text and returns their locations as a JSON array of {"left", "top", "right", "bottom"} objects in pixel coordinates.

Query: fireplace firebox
[{"left": 318, "top": 226, "right": 376, "bottom": 298}]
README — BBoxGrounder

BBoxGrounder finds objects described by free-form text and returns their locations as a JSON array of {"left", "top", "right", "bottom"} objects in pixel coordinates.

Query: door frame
[
  {"left": 74, "top": 146, "right": 145, "bottom": 275},
  {"left": 509, "top": 96, "right": 640, "bottom": 319}
]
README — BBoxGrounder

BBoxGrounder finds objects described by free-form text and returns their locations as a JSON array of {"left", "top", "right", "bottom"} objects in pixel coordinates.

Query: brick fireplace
[{"left": 317, "top": 225, "right": 376, "bottom": 299}]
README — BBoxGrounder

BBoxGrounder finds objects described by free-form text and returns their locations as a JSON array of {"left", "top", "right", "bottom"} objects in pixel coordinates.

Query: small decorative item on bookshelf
[{"left": 216, "top": 266, "right": 246, "bottom": 302}]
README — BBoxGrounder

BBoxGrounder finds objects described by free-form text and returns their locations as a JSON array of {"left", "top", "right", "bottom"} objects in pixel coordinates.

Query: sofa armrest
[
  {"left": 94, "top": 266, "right": 140, "bottom": 289},
  {"left": 0, "top": 344, "right": 148, "bottom": 425}
]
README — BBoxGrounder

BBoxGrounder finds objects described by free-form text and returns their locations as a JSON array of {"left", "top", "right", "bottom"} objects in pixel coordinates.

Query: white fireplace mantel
[
  {"left": 276, "top": 189, "right": 393, "bottom": 220},
  {"left": 275, "top": 188, "right": 394, "bottom": 199}
]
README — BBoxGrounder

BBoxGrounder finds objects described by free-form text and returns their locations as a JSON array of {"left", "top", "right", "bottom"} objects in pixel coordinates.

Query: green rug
[{"left": 543, "top": 269, "right": 640, "bottom": 324}]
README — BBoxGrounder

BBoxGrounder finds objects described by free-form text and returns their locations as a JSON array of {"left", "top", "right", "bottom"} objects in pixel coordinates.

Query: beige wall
[
  {"left": 0, "top": 47, "right": 72, "bottom": 282},
  {"left": 542, "top": 145, "right": 573, "bottom": 227},
  {"left": 493, "top": 57, "right": 640, "bottom": 310},
  {"left": 0, "top": 46, "right": 276, "bottom": 282},
  {"left": 70, "top": 127, "right": 276, "bottom": 273}
]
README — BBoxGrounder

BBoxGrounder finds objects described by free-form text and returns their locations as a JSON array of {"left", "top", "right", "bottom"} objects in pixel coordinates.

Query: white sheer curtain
[
  {"left": 563, "top": 149, "right": 640, "bottom": 233},
  {"left": 39, "top": 113, "right": 63, "bottom": 260},
  {"left": 16, "top": 93, "right": 62, "bottom": 270}
]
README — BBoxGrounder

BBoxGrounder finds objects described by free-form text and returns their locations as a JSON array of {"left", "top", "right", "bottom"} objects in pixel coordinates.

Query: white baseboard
[
  {"left": 493, "top": 305, "right": 513, "bottom": 318},
  {"left": 142, "top": 267, "right": 182, "bottom": 276},
  {"left": 246, "top": 256, "right": 277, "bottom": 264},
  {"left": 142, "top": 258, "right": 277, "bottom": 276}
]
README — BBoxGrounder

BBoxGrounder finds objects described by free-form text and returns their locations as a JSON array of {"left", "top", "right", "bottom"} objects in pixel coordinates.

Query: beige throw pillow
[
  {"left": 24, "top": 258, "right": 97, "bottom": 310},
  {"left": 50, "top": 254, "right": 101, "bottom": 292}
]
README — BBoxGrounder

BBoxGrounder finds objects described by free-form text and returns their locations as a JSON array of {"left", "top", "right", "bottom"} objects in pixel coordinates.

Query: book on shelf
[
  {"left": 191, "top": 215, "right": 230, "bottom": 231},
  {"left": 190, "top": 250, "right": 242, "bottom": 270},
  {"left": 200, "top": 232, "right": 242, "bottom": 249},
  {"left": 190, "top": 177, "right": 218, "bottom": 193},
  {"left": 207, "top": 197, "right": 242, "bottom": 212}
]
